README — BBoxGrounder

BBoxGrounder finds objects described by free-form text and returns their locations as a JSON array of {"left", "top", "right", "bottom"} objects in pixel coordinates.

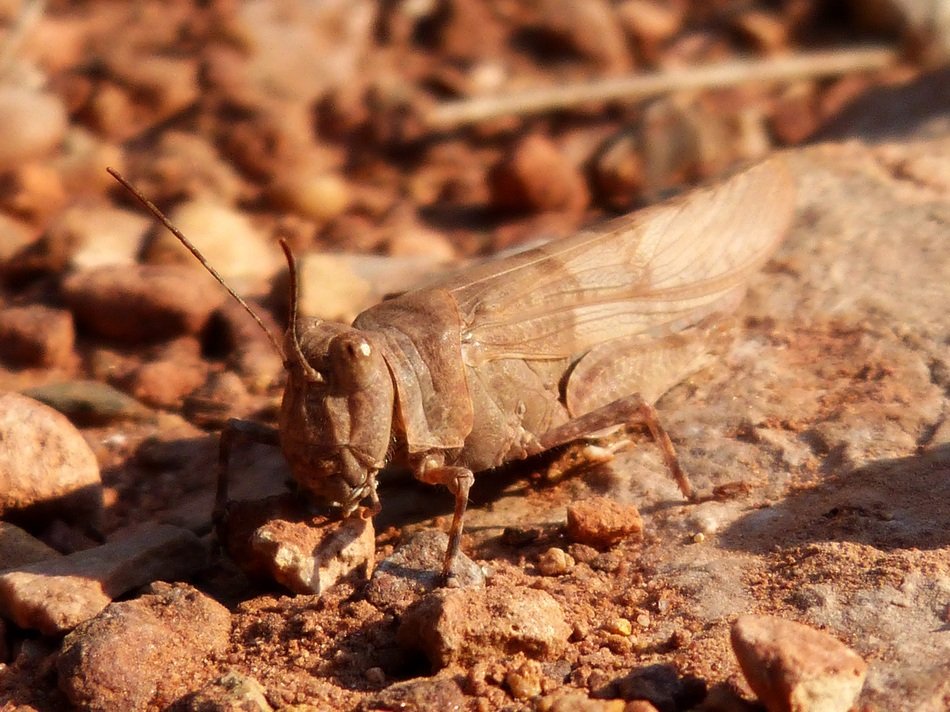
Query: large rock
[
  {"left": 397, "top": 584, "right": 571, "bottom": 669},
  {"left": 731, "top": 615, "right": 867, "bottom": 712},
  {"left": 57, "top": 582, "right": 231, "bottom": 712},
  {"left": 0, "top": 393, "right": 101, "bottom": 524},
  {"left": 0, "top": 524, "right": 206, "bottom": 634},
  {"left": 62, "top": 264, "right": 226, "bottom": 343}
]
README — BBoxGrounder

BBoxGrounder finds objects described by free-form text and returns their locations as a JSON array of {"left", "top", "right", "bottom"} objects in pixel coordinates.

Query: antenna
[
  {"left": 107, "top": 168, "right": 285, "bottom": 360},
  {"left": 278, "top": 239, "right": 324, "bottom": 383}
]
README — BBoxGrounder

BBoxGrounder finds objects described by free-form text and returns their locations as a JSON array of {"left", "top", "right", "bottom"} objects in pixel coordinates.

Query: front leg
[
  {"left": 215, "top": 418, "right": 281, "bottom": 537},
  {"left": 413, "top": 455, "right": 475, "bottom": 583}
]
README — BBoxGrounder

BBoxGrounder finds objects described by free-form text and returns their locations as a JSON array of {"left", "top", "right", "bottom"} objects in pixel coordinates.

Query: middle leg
[{"left": 537, "top": 393, "right": 694, "bottom": 500}]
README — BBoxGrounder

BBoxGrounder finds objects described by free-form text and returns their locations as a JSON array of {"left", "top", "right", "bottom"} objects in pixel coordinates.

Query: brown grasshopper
[{"left": 110, "top": 158, "right": 795, "bottom": 580}]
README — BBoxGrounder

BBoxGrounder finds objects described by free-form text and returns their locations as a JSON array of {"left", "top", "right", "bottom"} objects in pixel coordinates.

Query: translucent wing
[{"left": 427, "top": 158, "right": 795, "bottom": 364}]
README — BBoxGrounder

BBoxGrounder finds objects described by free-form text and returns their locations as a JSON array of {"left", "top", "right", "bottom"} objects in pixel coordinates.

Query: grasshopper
[{"left": 110, "top": 157, "right": 795, "bottom": 580}]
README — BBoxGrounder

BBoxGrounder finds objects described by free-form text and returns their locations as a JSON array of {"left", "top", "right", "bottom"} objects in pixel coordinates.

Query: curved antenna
[
  {"left": 278, "top": 239, "right": 325, "bottom": 384},
  {"left": 107, "top": 168, "right": 285, "bottom": 361}
]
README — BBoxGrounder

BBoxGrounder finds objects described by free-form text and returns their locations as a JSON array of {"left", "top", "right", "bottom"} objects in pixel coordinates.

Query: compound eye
[{"left": 328, "top": 333, "right": 379, "bottom": 387}]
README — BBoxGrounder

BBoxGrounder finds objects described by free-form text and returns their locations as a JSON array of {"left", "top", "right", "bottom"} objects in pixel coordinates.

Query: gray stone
[
  {"left": 0, "top": 522, "right": 60, "bottom": 570},
  {"left": 365, "top": 530, "right": 484, "bottom": 613},
  {"left": 22, "top": 380, "right": 155, "bottom": 426}
]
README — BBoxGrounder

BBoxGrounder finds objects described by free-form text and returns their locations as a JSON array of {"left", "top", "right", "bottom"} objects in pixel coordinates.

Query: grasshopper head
[
  {"left": 103, "top": 173, "right": 394, "bottom": 518},
  {"left": 279, "top": 319, "right": 394, "bottom": 515}
]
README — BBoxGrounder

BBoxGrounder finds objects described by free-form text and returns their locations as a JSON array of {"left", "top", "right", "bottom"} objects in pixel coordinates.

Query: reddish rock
[
  {"left": 489, "top": 134, "right": 590, "bottom": 214},
  {"left": 0, "top": 393, "right": 102, "bottom": 524},
  {"left": 528, "top": 0, "right": 632, "bottom": 73},
  {"left": 57, "top": 582, "right": 231, "bottom": 712},
  {"left": 126, "top": 339, "right": 208, "bottom": 410},
  {"left": 44, "top": 201, "right": 150, "bottom": 271},
  {"left": 397, "top": 584, "right": 571, "bottom": 669},
  {"left": 62, "top": 264, "right": 226, "bottom": 343},
  {"left": 222, "top": 494, "right": 374, "bottom": 595},
  {"left": 730, "top": 615, "right": 868, "bottom": 712},
  {"left": 0, "top": 305, "right": 76, "bottom": 369},
  {"left": 250, "top": 510, "right": 375, "bottom": 596},
  {"left": 0, "top": 161, "right": 68, "bottom": 222},
  {"left": 566, "top": 497, "right": 644, "bottom": 547},
  {"left": 212, "top": 298, "right": 284, "bottom": 392},
  {"left": 145, "top": 198, "right": 280, "bottom": 290}
]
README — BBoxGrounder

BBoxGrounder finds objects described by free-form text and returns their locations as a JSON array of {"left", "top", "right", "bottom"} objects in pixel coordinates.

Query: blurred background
[{"left": 0, "top": 0, "right": 946, "bottom": 398}]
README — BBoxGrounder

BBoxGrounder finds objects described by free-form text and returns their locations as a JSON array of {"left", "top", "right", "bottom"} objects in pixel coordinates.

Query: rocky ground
[{"left": 0, "top": 1, "right": 948, "bottom": 711}]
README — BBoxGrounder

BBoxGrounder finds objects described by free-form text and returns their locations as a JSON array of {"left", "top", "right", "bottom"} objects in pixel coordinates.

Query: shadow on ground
[{"left": 719, "top": 443, "right": 950, "bottom": 553}]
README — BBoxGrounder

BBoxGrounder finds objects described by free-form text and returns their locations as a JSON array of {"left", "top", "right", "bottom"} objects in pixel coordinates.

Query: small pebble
[
  {"left": 54, "top": 127, "right": 126, "bottom": 195},
  {"left": 45, "top": 202, "right": 150, "bottom": 270},
  {"left": 506, "top": 659, "right": 544, "bottom": 700},
  {"left": 223, "top": 495, "right": 374, "bottom": 595},
  {"left": 0, "top": 522, "right": 60, "bottom": 570},
  {"left": 126, "top": 340, "right": 208, "bottom": 410},
  {"left": 286, "top": 252, "right": 446, "bottom": 324},
  {"left": 145, "top": 198, "right": 281, "bottom": 289},
  {"left": 365, "top": 667, "right": 386, "bottom": 686},
  {"left": 0, "top": 162, "right": 67, "bottom": 222},
  {"left": 528, "top": 0, "right": 631, "bottom": 73},
  {"left": 180, "top": 671, "right": 274, "bottom": 712},
  {"left": 603, "top": 617, "right": 633, "bottom": 636},
  {"left": 616, "top": 0, "right": 682, "bottom": 47},
  {"left": 624, "top": 701, "right": 662, "bottom": 712},
  {"left": 537, "top": 547, "right": 575, "bottom": 576},
  {"left": 269, "top": 168, "right": 351, "bottom": 222},
  {"left": 566, "top": 497, "right": 643, "bottom": 547},
  {"left": 537, "top": 692, "right": 626, "bottom": 712},
  {"left": 22, "top": 380, "right": 154, "bottom": 426},
  {"left": 250, "top": 510, "right": 375, "bottom": 595}
]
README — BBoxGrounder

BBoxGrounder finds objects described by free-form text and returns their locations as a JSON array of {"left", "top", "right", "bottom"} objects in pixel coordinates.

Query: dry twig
[{"left": 425, "top": 45, "right": 900, "bottom": 130}]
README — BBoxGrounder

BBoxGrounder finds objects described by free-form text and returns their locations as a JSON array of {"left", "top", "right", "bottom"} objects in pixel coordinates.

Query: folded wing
[{"left": 429, "top": 157, "right": 796, "bottom": 364}]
